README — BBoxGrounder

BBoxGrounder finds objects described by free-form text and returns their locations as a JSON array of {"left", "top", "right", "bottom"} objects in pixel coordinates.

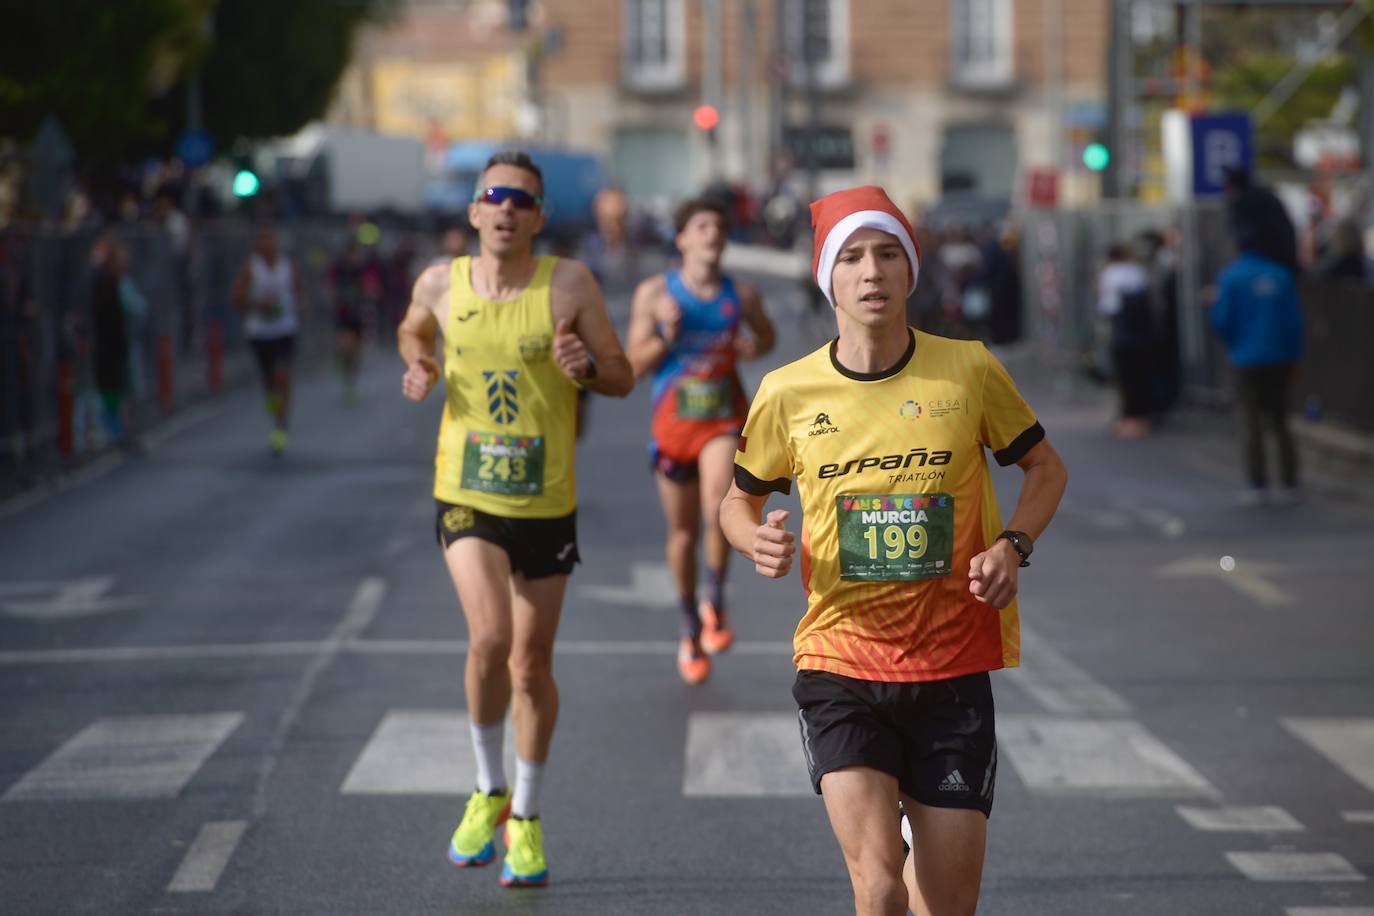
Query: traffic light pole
[
  {"left": 1103, "top": 0, "right": 1132, "bottom": 198},
  {"left": 703, "top": 0, "right": 723, "bottom": 181}
]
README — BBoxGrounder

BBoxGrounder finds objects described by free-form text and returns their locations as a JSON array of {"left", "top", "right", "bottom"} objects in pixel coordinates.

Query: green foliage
[
  {"left": 0, "top": 0, "right": 394, "bottom": 166},
  {"left": 197, "top": 0, "right": 396, "bottom": 143},
  {"left": 0, "top": 0, "right": 211, "bottom": 161},
  {"left": 1212, "top": 54, "right": 1356, "bottom": 166}
]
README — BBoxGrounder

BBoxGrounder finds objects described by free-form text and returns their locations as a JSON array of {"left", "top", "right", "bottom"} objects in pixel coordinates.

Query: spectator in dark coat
[{"left": 1209, "top": 228, "right": 1305, "bottom": 505}]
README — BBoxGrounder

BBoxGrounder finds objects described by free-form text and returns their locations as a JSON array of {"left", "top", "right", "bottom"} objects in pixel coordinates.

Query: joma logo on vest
[{"left": 818, "top": 447, "right": 953, "bottom": 479}]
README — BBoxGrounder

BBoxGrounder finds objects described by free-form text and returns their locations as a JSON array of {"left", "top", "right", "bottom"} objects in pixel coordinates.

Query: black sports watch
[{"left": 997, "top": 530, "right": 1033, "bottom": 567}]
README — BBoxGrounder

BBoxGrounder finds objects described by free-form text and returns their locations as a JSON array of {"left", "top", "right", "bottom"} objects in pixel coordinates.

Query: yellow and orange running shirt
[
  {"left": 433, "top": 255, "right": 580, "bottom": 518},
  {"left": 734, "top": 328, "right": 1044, "bottom": 683}
]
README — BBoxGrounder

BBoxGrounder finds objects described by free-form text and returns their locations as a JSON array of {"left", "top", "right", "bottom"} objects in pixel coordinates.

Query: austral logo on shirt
[
  {"left": 483, "top": 370, "right": 520, "bottom": 424},
  {"left": 808, "top": 413, "right": 840, "bottom": 437}
]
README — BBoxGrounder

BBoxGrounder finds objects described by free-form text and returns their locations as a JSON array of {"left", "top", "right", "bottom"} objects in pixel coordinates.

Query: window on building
[
  {"left": 784, "top": 0, "right": 849, "bottom": 88},
  {"left": 623, "top": 0, "right": 685, "bottom": 90},
  {"left": 951, "top": 0, "right": 1014, "bottom": 88}
]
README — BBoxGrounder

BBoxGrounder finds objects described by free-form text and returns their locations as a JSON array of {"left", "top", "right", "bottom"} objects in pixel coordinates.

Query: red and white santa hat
[{"left": 810, "top": 185, "right": 920, "bottom": 308}]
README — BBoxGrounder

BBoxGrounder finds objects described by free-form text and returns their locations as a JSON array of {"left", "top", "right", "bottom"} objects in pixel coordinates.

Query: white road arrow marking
[
  {"left": 1155, "top": 555, "right": 1290, "bottom": 607},
  {"left": 0, "top": 576, "right": 141, "bottom": 619},
  {"left": 579, "top": 563, "right": 678, "bottom": 607}
]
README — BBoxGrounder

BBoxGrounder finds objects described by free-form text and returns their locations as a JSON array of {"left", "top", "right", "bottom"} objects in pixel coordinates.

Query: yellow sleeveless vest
[{"left": 434, "top": 255, "right": 579, "bottom": 517}]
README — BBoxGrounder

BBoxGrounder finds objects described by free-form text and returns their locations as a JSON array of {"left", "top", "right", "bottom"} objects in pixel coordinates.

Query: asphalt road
[{"left": 2, "top": 272, "right": 1372, "bottom": 916}]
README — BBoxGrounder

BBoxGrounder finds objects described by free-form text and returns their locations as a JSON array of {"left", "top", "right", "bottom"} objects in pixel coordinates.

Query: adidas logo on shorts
[{"left": 938, "top": 769, "right": 969, "bottom": 792}]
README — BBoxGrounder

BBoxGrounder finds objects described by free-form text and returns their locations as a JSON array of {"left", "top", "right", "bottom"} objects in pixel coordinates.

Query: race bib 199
[
  {"left": 836, "top": 493, "right": 954, "bottom": 581},
  {"left": 461, "top": 432, "right": 544, "bottom": 496},
  {"left": 676, "top": 376, "right": 735, "bottom": 420}
]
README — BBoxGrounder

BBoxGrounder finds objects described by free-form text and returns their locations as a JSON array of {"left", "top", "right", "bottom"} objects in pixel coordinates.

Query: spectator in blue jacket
[{"left": 1209, "top": 233, "right": 1305, "bottom": 505}]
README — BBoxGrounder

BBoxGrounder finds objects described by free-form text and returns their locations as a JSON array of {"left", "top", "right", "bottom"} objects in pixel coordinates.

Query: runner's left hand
[
  {"left": 968, "top": 540, "right": 1020, "bottom": 608},
  {"left": 554, "top": 318, "right": 593, "bottom": 379}
]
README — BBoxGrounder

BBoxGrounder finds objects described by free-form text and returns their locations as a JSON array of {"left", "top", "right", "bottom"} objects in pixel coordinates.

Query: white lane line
[
  {"left": 1132, "top": 506, "right": 1187, "bottom": 539},
  {"left": 1005, "top": 626, "right": 1132, "bottom": 716},
  {"left": 1287, "top": 909, "right": 1374, "bottom": 915},
  {"left": 1283, "top": 718, "right": 1374, "bottom": 794},
  {"left": 167, "top": 820, "right": 248, "bottom": 893},
  {"left": 1, "top": 575, "right": 142, "bottom": 620},
  {"left": 251, "top": 577, "right": 386, "bottom": 817},
  {"left": 341, "top": 710, "right": 513, "bottom": 795},
  {"left": 1176, "top": 805, "right": 1304, "bottom": 832},
  {"left": 0, "top": 642, "right": 324, "bottom": 664},
  {"left": 2, "top": 713, "right": 244, "bottom": 801},
  {"left": 683, "top": 712, "right": 812, "bottom": 797},
  {"left": 1156, "top": 555, "right": 1291, "bottom": 607},
  {"left": 998, "top": 716, "right": 1215, "bottom": 797},
  {"left": 1342, "top": 811, "right": 1374, "bottom": 824},
  {"left": 0, "top": 638, "right": 795, "bottom": 665},
  {"left": 1226, "top": 852, "right": 1366, "bottom": 882}
]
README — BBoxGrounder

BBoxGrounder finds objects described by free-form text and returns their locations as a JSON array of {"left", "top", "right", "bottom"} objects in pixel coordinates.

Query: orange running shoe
[
  {"left": 677, "top": 638, "right": 711, "bottom": 685},
  {"left": 699, "top": 600, "right": 735, "bottom": 655}
]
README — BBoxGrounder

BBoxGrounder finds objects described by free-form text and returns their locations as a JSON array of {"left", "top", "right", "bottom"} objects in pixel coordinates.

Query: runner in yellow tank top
[
  {"left": 433, "top": 253, "right": 579, "bottom": 518},
  {"left": 397, "top": 151, "right": 633, "bottom": 889}
]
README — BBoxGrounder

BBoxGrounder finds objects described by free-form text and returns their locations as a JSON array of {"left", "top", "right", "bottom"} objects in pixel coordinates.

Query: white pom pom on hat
[{"left": 809, "top": 185, "right": 921, "bottom": 308}]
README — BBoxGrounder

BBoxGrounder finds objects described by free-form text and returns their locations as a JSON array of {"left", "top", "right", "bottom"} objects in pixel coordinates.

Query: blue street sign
[
  {"left": 175, "top": 129, "right": 215, "bottom": 169},
  {"left": 1191, "top": 113, "right": 1253, "bottom": 197}
]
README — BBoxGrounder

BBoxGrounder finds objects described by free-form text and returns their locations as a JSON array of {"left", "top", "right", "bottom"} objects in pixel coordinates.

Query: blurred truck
[{"left": 267, "top": 124, "right": 427, "bottom": 215}]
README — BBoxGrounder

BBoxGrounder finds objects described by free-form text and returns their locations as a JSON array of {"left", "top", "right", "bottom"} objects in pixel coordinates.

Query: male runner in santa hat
[{"left": 720, "top": 186, "right": 1067, "bottom": 916}]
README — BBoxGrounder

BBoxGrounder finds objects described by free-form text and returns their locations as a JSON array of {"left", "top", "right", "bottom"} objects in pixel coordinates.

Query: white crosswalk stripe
[
  {"left": 1226, "top": 852, "right": 1366, "bottom": 882},
  {"left": 998, "top": 716, "right": 1215, "bottom": 797},
  {"left": 167, "top": 820, "right": 248, "bottom": 893},
  {"left": 340, "top": 710, "right": 512, "bottom": 795},
  {"left": 2, "top": 713, "right": 243, "bottom": 801},
  {"left": 1176, "top": 805, "right": 1304, "bottom": 832},
  {"left": 1286, "top": 909, "right": 1374, "bottom": 915},
  {"left": 683, "top": 712, "right": 812, "bottom": 797},
  {"left": 1283, "top": 718, "right": 1374, "bottom": 794}
]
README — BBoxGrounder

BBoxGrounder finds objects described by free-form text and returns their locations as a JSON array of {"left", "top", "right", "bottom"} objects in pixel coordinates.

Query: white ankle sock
[
  {"left": 470, "top": 720, "right": 506, "bottom": 794},
  {"left": 511, "top": 756, "right": 544, "bottom": 819}
]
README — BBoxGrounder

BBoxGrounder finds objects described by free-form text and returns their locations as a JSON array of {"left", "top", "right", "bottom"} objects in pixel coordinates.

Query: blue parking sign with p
[{"left": 1191, "top": 113, "right": 1253, "bottom": 196}]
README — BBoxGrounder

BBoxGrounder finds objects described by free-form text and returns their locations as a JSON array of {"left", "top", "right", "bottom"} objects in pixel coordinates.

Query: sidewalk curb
[{"left": 1293, "top": 416, "right": 1374, "bottom": 466}]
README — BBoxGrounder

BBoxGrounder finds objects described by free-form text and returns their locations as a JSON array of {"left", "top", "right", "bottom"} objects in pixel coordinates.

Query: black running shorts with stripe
[
  {"left": 792, "top": 669, "right": 997, "bottom": 817},
  {"left": 434, "top": 500, "right": 580, "bottom": 579}
]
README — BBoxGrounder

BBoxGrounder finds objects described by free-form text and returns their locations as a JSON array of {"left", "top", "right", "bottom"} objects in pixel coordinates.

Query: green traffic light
[
  {"left": 1083, "top": 142, "right": 1110, "bottom": 172},
  {"left": 233, "top": 169, "right": 261, "bottom": 198}
]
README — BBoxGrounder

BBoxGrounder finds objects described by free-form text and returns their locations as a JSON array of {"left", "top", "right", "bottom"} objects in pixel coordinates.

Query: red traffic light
[{"left": 693, "top": 104, "right": 720, "bottom": 131}]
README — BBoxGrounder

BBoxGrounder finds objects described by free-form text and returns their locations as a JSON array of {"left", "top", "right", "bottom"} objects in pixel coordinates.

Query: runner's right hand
[
  {"left": 752, "top": 509, "right": 794, "bottom": 578},
  {"left": 402, "top": 356, "right": 439, "bottom": 402},
  {"left": 654, "top": 298, "right": 683, "bottom": 344}
]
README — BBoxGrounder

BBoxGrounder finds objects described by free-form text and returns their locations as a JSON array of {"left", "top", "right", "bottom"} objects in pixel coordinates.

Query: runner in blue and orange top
[{"left": 626, "top": 197, "right": 775, "bottom": 684}]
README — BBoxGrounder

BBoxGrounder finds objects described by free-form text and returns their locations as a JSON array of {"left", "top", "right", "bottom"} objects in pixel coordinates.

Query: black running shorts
[
  {"left": 792, "top": 669, "right": 997, "bottom": 817},
  {"left": 434, "top": 500, "right": 580, "bottom": 579},
  {"left": 248, "top": 334, "right": 296, "bottom": 384}
]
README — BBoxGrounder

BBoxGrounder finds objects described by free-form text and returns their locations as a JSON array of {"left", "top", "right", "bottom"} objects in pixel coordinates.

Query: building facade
[
  {"left": 539, "top": 0, "right": 1109, "bottom": 211},
  {"left": 333, "top": 0, "right": 1109, "bottom": 213}
]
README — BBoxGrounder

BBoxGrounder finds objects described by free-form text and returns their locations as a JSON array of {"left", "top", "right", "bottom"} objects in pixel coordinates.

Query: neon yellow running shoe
[
  {"left": 500, "top": 816, "right": 549, "bottom": 887},
  {"left": 269, "top": 428, "right": 287, "bottom": 455},
  {"left": 447, "top": 788, "right": 510, "bottom": 867}
]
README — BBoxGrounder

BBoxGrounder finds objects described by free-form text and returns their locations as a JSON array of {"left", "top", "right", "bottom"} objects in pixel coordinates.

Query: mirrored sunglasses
[{"left": 473, "top": 186, "right": 542, "bottom": 210}]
